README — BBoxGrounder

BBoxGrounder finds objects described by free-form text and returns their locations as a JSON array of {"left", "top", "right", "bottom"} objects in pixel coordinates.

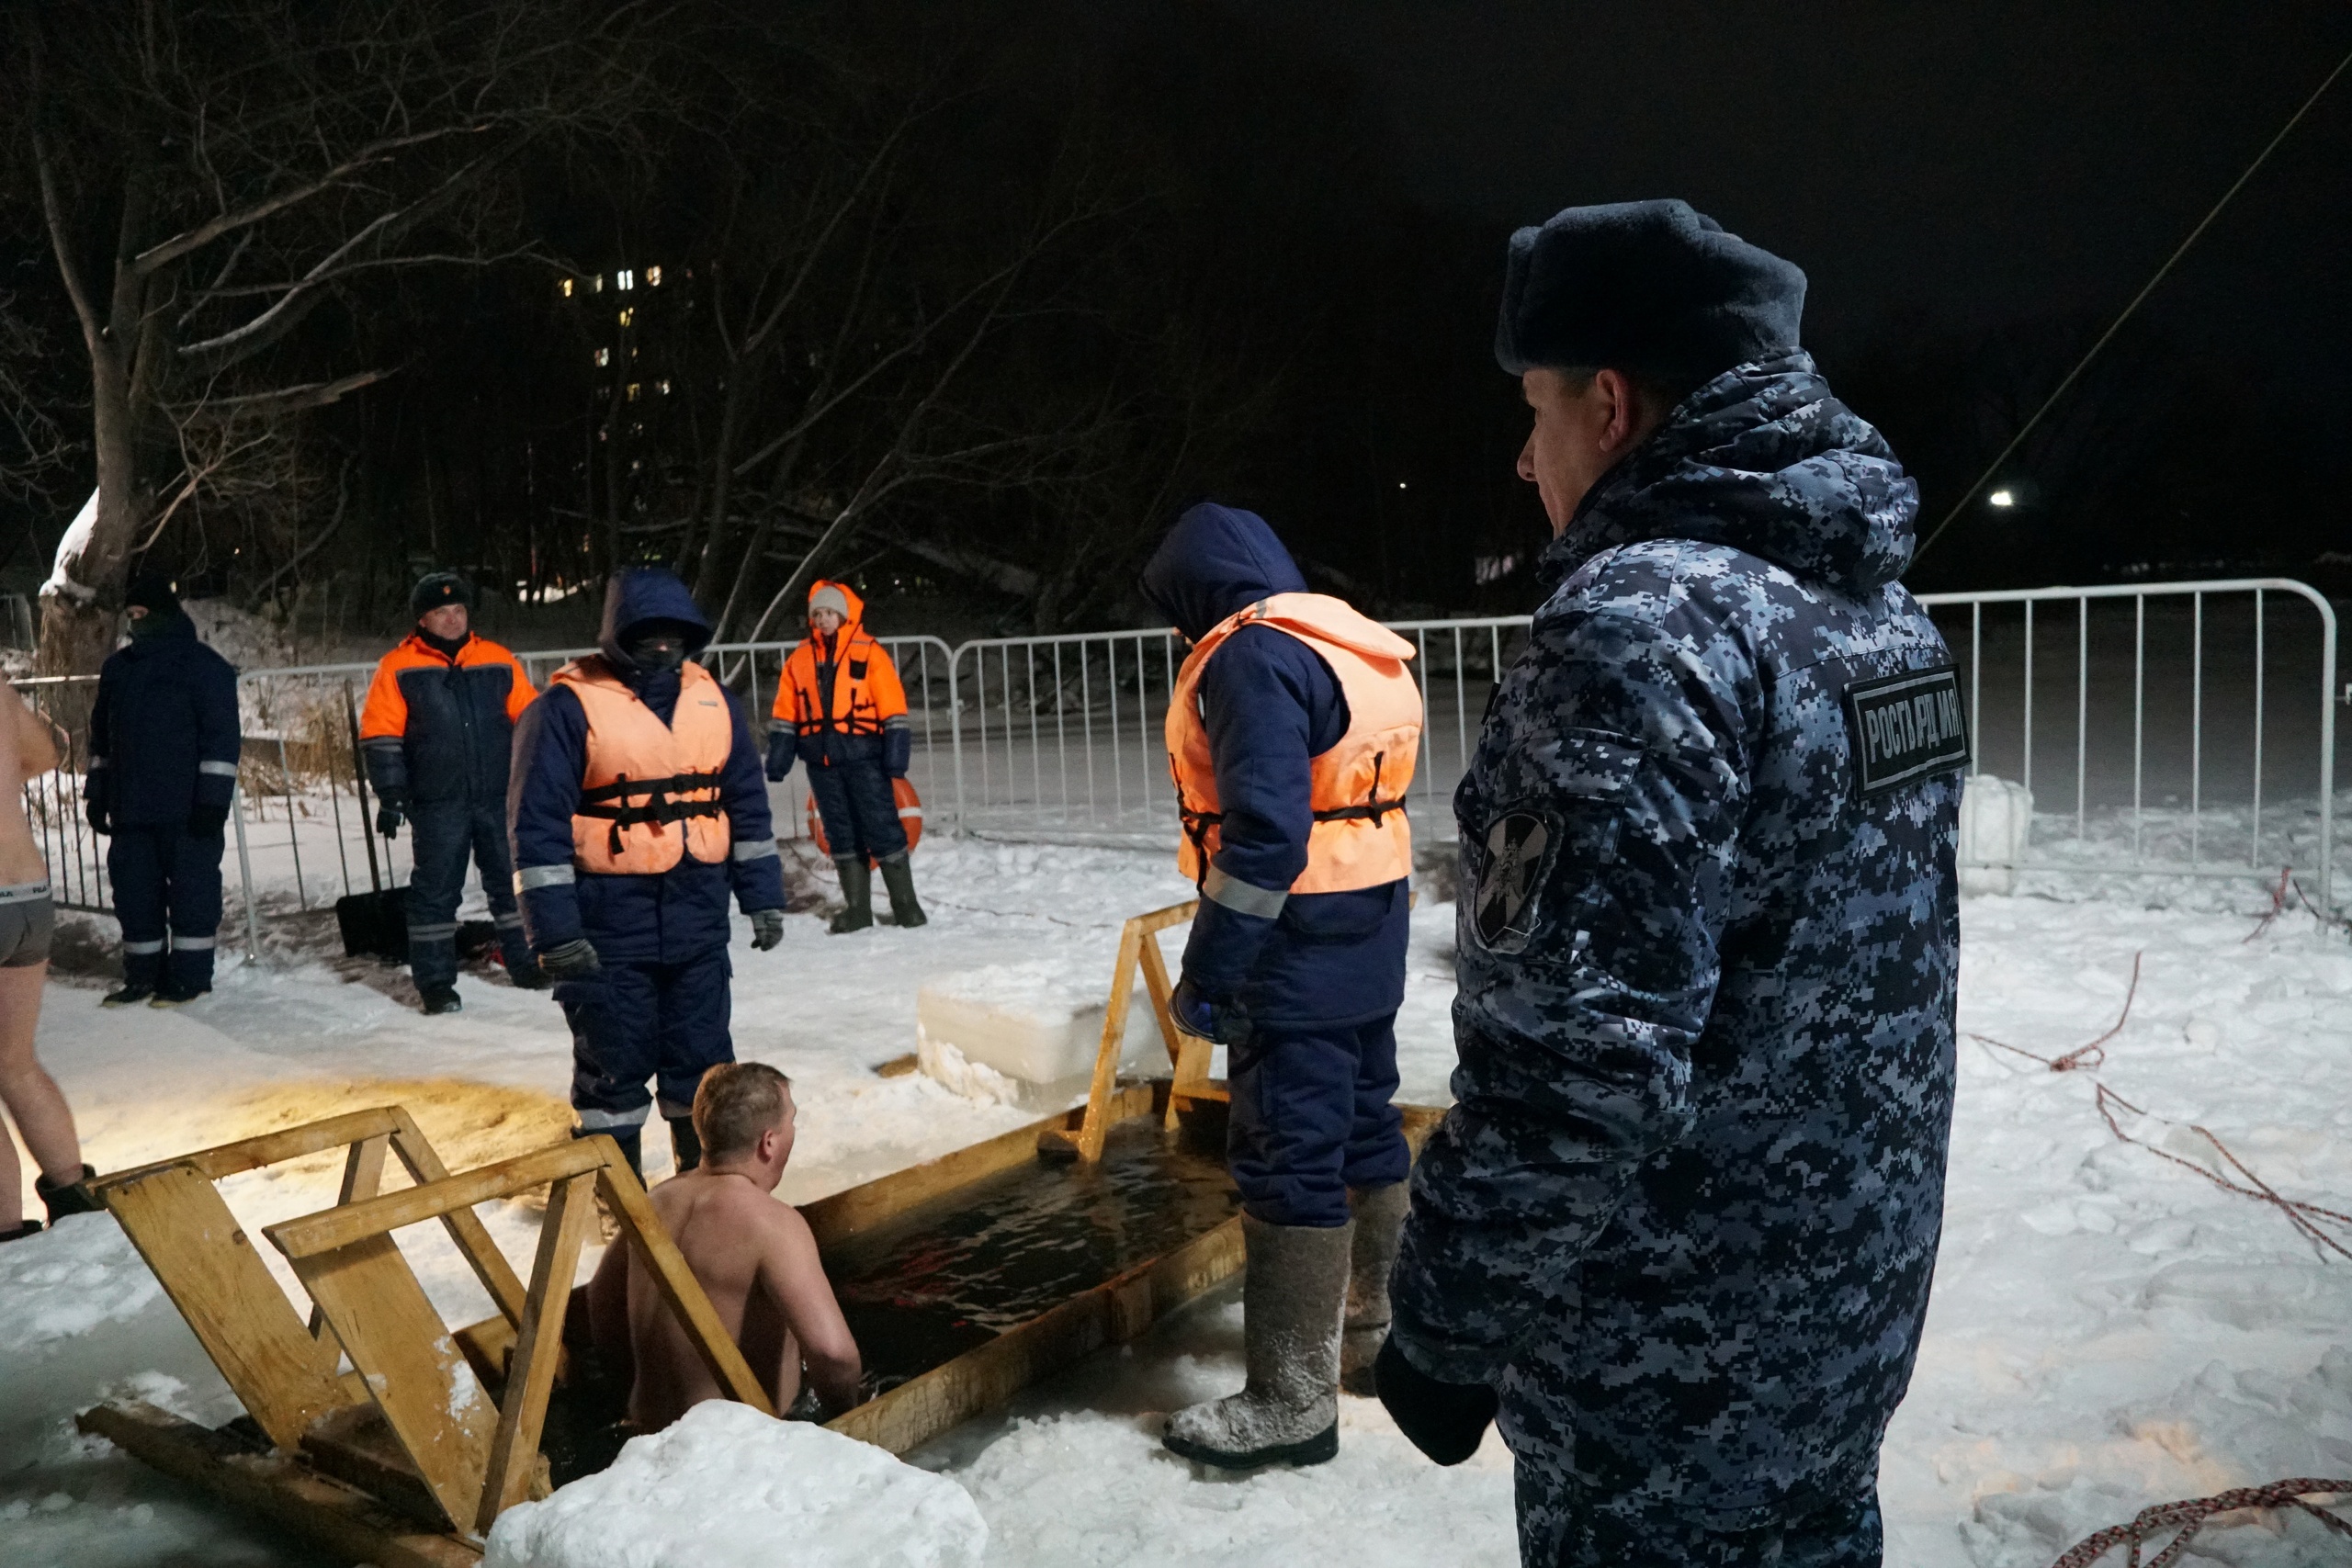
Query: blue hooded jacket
[
  {"left": 1139, "top": 504, "right": 1409, "bottom": 1031},
  {"left": 507, "top": 570, "right": 783, "bottom": 961},
  {"left": 1391, "top": 352, "right": 1959, "bottom": 1528}
]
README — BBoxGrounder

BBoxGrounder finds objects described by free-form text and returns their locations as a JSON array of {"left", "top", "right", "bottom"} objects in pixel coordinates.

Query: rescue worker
[
  {"left": 509, "top": 568, "right": 787, "bottom": 1178},
  {"left": 1141, "top": 502, "right": 1423, "bottom": 1472},
  {"left": 360, "top": 572, "right": 545, "bottom": 1012},
  {"left": 1376, "top": 200, "right": 1962, "bottom": 1568},
  {"left": 85, "top": 572, "right": 241, "bottom": 1007},
  {"left": 764, "top": 580, "right": 923, "bottom": 932}
]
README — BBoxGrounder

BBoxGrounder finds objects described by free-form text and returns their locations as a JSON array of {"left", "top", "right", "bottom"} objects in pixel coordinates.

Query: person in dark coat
[
  {"left": 1140, "top": 503, "right": 1422, "bottom": 1472},
  {"left": 1374, "top": 200, "right": 1962, "bottom": 1568},
  {"left": 360, "top": 572, "right": 545, "bottom": 1013},
  {"left": 508, "top": 569, "right": 787, "bottom": 1178},
  {"left": 85, "top": 573, "right": 242, "bottom": 1007}
]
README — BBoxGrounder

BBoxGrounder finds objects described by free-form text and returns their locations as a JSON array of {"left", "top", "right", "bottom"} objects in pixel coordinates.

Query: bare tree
[{"left": 6, "top": 0, "right": 660, "bottom": 673}]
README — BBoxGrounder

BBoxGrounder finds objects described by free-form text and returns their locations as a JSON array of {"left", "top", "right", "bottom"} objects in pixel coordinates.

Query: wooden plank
[
  {"left": 78, "top": 1401, "right": 481, "bottom": 1568},
  {"left": 476, "top": 1172, "right": 596, "bottom": 1533},
  {"left": 1136, "top": 932, "right": 1182, "bottom": 1070},
  {"left": 313, "top": 1134, "right": 390, "bottom": 1340},
  {"left": 827, "top": 1213, "right": 1247, "bottom": 1455},
  {"left": 1042, "top": 901, "right": 1201, "bottom": 1163},
  {"left": 100, "top": 1165, "right": 352, "bottom": 1451},
  {"left": 594, "top": 1153, "right": 775, "bottom": 1416},
  {"left": 389, "top": 1109, "right": 531, "bottom": 1332},
  {"left": 805, "top": 1086, "right": 1155, "bottom": 1248},
  {"left": 269, "top": 1141, "right": 605, "bottom": 1261},
  {"left": 97, "top": 1107, "right": 407, "bottom": 1190},
  {"left": 302, "top": 1405, "right": 445, "bottom": 1529},
  {"left": 290, "top": 1233, "right": 499, "bottom": 1531}
]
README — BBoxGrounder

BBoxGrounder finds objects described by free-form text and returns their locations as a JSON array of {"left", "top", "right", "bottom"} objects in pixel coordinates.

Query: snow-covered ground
[{"left": 4, "top": 836, "right": 2350, "bottom": 1566}]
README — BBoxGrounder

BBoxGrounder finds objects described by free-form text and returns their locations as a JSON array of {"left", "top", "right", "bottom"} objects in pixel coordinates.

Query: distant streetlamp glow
[{"left": 1987, "top": 489, "right": 2016, "bottom": 508}]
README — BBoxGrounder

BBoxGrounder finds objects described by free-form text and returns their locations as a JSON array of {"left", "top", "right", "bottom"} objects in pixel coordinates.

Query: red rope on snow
[
  {"left": 1971, "top": 951, "right": 2141, "bottom": 1073},
  {"left": 2094, "top": 1084, "right": 2352, "bottom": 1262},
  {"left": 2047, "top": 1477, "right": 2352, "bottom": 1568}
]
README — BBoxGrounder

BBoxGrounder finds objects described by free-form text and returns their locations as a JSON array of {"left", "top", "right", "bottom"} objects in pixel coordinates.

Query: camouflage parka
[{"left": 1390, "top": 349, "right": 1962, "bottom": 1530}]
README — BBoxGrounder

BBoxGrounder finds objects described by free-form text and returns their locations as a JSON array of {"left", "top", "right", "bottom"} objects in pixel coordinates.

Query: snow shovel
[{"left": 334, "top": 682, "right": 408, "bottom": 961}]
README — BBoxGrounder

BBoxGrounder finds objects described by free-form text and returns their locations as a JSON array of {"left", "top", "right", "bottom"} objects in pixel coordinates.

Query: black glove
[
  {"left": 749, "top": 908, "right": 786, "bottom": 951},
  {"left": 85, "top": 800, "right": 110, "bottom": 837},
  {"left": 375, "top": 805, "right": 404, "bottom": 839},
  {"left": 1374, "top": 1337, "right": 1498, "bottom": 1466},
  {"left": 763, "top": 730, "right": 796, "bottom": 783},
  {"left": 537, "top": 938, "right": 602, "bottom": 981},
  {"left": 882, "top": 725, "right": 912, "bottom": 779},
  {"left": 187, "top": 802, "right": 229, "bottom": 840},
  {"left": 1170, "top": 975, "right": 1250, "bottom": 1046}
]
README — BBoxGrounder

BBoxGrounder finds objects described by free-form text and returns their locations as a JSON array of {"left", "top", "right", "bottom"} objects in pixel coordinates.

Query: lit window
[
  {"left": 617, "top": 269, "right": 634, "bottom": 290},
  {"left": 618, "top": 308, "right": 634, "bottom": 327},
  {"left": 627, "top": 383, "right": 640, "bottom": 401},
  {"left": 657, "top": 378, "right": 671, "bottom": 395},
  {"left": 592, "top": 275, "right": 604, "bottom": 293},
  {"left": 646, "top": 265, "right": 662, "bottom": 287},
  {"left": 594, "top": 347, "right": 609, "bottom": 367},
  {"left": 560, "top": 278, "right": 574, "bottom": 298}
]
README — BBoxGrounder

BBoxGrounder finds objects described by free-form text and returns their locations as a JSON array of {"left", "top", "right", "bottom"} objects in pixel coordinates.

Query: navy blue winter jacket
[
  {"left": 86, "top": 615, "right": 242, "bottom": 828},
  {"left": 1140, "top": 504, "right": 1409, "bottom": 1032},
  {"left": 507, "top": 570, "right": 785, "bottom": 963}
]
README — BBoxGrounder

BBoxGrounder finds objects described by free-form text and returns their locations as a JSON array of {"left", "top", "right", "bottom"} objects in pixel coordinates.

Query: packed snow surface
[
  {"left": 3, "top": 834, "right": 2350, "bottom": 1566},
  {"left": 483, "top": 1401, "right": 988, "bottom": 1568}
]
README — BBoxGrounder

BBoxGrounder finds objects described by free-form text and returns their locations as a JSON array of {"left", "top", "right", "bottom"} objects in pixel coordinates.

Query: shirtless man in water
[
  {"left": 2, "top": 678, "right": 96, "bottom": 1241},
  {"left": 585, "top": 1061, "right": 861, "bottom": 1427}
]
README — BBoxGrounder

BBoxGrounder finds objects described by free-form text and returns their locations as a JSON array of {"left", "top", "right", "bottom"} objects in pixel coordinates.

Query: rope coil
[{"left": 2048, "top": 1478, "right": 2352, "bottom": 1568}]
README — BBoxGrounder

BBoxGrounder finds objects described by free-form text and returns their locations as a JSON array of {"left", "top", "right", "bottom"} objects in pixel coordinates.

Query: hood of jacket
[
  {"left": 1543, "top": 350, "right": 1918, "bottom": 598},
  {"left": 598, "top": 568, "right": 712, "bottom": 673},
  {"left": 1139, "top": 503, "right": 1309, "bottom": 644}
]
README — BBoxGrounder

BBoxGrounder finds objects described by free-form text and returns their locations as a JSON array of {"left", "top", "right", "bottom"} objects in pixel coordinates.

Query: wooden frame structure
[
  {"left": 80, "top": 1109, "right": 767, "bottom": 1560},
  {"left": 1036, "top": 899, "right": 1221, "bottom": 1162}
]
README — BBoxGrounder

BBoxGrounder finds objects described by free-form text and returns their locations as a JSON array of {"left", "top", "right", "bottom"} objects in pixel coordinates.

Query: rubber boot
[
  {"left": 877, "top": 852, "right": 926, "bottom": 928},
  {"left": 100, "top": 982, "right": 153, "bottom": 1008},
  {"left": 1164, "top": 1214, "right": 1351, "bottom": 1470},
  {"left": 37, "top": 1165, "right": 102, "bottom": 1224},
  {"left": 668, "top": 1115, "right": 702, "bottom": 1174},
  {"left": 1340, "top": 1181, "right": 1408, "bottom": 1395},
  {"left": 829, "top": 858, "right": 874, "bottom": 934}
]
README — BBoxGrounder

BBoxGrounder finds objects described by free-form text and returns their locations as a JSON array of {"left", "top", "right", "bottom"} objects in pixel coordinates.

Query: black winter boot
[
  {"left": 1163, "top": 1214, "right": 1351, "bottom": 1470},
  {"left": 877, "top": 852, "right": 926, "bottom": 928},
  {"left": 574, "top": 1123, "right": 643, "bottom": 1182},
  {"left": 1340, "top": 1181, "right": 1408, "bottom": 1395},
  {"left": 667, "top": 1116, "right": 702, "bottom": 1174},
  {"left": 1, "top": 1219, "right": 44, "bottom": 1244},
  {"left": 829, "top": 858, "right": 874, "bottom": 934},
  {"left": 101, "top": 982, "right": 153, "bottom": 1008},
  {"left": 38, "top": 1165, "right": 103, "bottom": 1224}
]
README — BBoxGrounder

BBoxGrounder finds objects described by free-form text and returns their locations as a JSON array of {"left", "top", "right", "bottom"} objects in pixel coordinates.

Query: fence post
[{"left": 232, "top": 786, "right": 261, "bottom": 962}]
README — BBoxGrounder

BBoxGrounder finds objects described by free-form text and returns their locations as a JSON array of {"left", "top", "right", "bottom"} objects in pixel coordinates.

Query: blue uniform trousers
[
  {"left": 108, "top": 824, "right": 224, "bottom": 993},
  {"left": 1226, "top": 1013, "right": 1409, "bottom": 1227},
  {"left": 560, "top": 947, "right": 734, "bottom": 1130},
  {"left": 404, "top": 797, "right": 529, "bottom": 989},
  {"left": 806, "top": 759, "right": 906, "bottom": 861},
  {"left": 1519, "top": 1465, "right": 1884, "bottom": 1567}
]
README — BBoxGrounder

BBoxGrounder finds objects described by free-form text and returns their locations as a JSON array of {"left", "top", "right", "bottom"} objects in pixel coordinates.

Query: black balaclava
[
  {"left": 618, "top": 619, "right": 696, "bottom": 723},
  {"left": 124, "top": 571, "right": 186, "bottom": 638}
]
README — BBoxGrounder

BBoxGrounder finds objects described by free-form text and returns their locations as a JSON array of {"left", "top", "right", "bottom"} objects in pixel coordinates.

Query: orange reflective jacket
[
  {"left": 771, "top": 581, "right": 908, "bottom": 747},
  {"left": 358, "top": 633, "right": 536, "bottom": 738},
  {"left": 1167, "top": 593, "right": 1420, "bottom": 895},
  {"left": 552, "top": 656, "right": 732, "bottom": 874}
]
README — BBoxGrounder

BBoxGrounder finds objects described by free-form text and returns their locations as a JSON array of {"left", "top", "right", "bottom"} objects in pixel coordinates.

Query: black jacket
[{"left": 87, "top": 615, "right": 242, "bottom": 828}]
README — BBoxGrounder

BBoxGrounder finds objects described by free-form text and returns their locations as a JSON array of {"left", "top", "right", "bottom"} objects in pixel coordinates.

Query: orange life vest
[
  {"left": 772, "top": 580, "right": 908, "bottom": 746},
  {"left": 552, "top": 657, "right": 733, "bottom": 874},
  {"left": 1166, "top": 593, "right": 1420, "bottom": 896}
]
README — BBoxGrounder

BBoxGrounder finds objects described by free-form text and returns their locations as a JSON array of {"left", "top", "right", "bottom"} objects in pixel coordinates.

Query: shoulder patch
[
  {"left": 1842, "top": 663, "right": 1968, "bottom": 797},
  {"left": 1473, "top": 810, "right": 1554, "bottom": 953}
]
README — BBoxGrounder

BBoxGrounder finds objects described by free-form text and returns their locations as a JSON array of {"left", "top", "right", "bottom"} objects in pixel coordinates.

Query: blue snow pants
[
  {"left": 1518, "top": 1463, "right": 1884, "bottom": 1567},
  {"left": 807, "top": 758, "right": 906, "bottom": 861},
  {"left": 560, "top": 946, "right": 734, "bottom": 1132},
  {"left": 405, "top": 797, "right": 528, "bottom": 989},
  {"left": 108, "top": 823, "right": 224, "bottom": 993},
  {"left": 1225, "top": 1013, "right": 1409, "bottom": 1227}
]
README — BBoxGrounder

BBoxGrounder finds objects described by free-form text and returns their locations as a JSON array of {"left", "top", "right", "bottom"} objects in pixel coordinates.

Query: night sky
[{"left": 1263, "top": 1, "right": 2352, "bottom": 408}]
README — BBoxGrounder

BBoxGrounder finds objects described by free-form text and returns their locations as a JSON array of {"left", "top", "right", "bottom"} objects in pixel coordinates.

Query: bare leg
[{"left": 0, "top": 963, "right": 81, "bottom": 1224}]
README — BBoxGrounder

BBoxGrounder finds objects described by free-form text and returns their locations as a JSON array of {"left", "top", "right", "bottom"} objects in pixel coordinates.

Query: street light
[{"left": 1987, "top": 489, "right": 2016, "bottom": 508}]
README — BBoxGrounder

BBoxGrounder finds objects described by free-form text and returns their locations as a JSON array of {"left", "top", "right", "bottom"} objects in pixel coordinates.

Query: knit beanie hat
[
  {"left": 808, "top": 583, "right": 851, "bottom": 621},
  {"left": 410, "top": 571, "right": 476, "bottom": 620}
]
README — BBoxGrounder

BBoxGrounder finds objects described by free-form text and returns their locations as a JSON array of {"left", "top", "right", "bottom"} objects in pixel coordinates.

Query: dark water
[{"left": 825, "top": 1117, "right": 1238, "bottom": 1402}]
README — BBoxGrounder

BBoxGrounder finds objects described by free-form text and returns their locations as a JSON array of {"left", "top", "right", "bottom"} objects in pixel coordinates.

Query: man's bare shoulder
[{"left": 650, "top": 1172, "right": 810, "bottom": 1242}]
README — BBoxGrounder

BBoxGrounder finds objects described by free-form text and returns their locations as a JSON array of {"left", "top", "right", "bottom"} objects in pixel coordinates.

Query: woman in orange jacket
[{"left": 766, "top": 581, "right": 924, "bottom": 931}]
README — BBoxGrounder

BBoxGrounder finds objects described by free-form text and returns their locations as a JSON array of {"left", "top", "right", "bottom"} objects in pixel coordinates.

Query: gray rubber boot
[
  {"left": 1164, "top": 1214, "right": 1351, "bottom": 1470},
  {"left": 1340, "top": 1180, "right": 1408, "bottom": 1395},
  {"left": 829, "top": 857, "right": 874, "bottom": 934},
  {"left": 877, "top": 851, "right": 926, "bottom": 927}
]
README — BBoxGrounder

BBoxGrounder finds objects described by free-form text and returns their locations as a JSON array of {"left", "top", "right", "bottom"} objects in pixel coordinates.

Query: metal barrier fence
[{"left": 12, "top": 578, "right": 2343, "bottom": 953}]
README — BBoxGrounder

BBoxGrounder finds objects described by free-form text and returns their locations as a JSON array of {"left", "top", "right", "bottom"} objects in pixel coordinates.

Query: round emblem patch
[{"left": 1474, "top": 811, "right": 1550, "bottom": 953}]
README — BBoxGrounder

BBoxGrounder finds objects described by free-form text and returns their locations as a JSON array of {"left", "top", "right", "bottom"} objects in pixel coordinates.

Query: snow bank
[
  {"left": 915, "top": 958, "right": 1159, "bottom": 1104},
  {"left": 483, "top": 1402, "right": 987, "bottom": 1568},
  {"left": 0, "top": 1214, "right": 160, "bottom": 1357}
]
